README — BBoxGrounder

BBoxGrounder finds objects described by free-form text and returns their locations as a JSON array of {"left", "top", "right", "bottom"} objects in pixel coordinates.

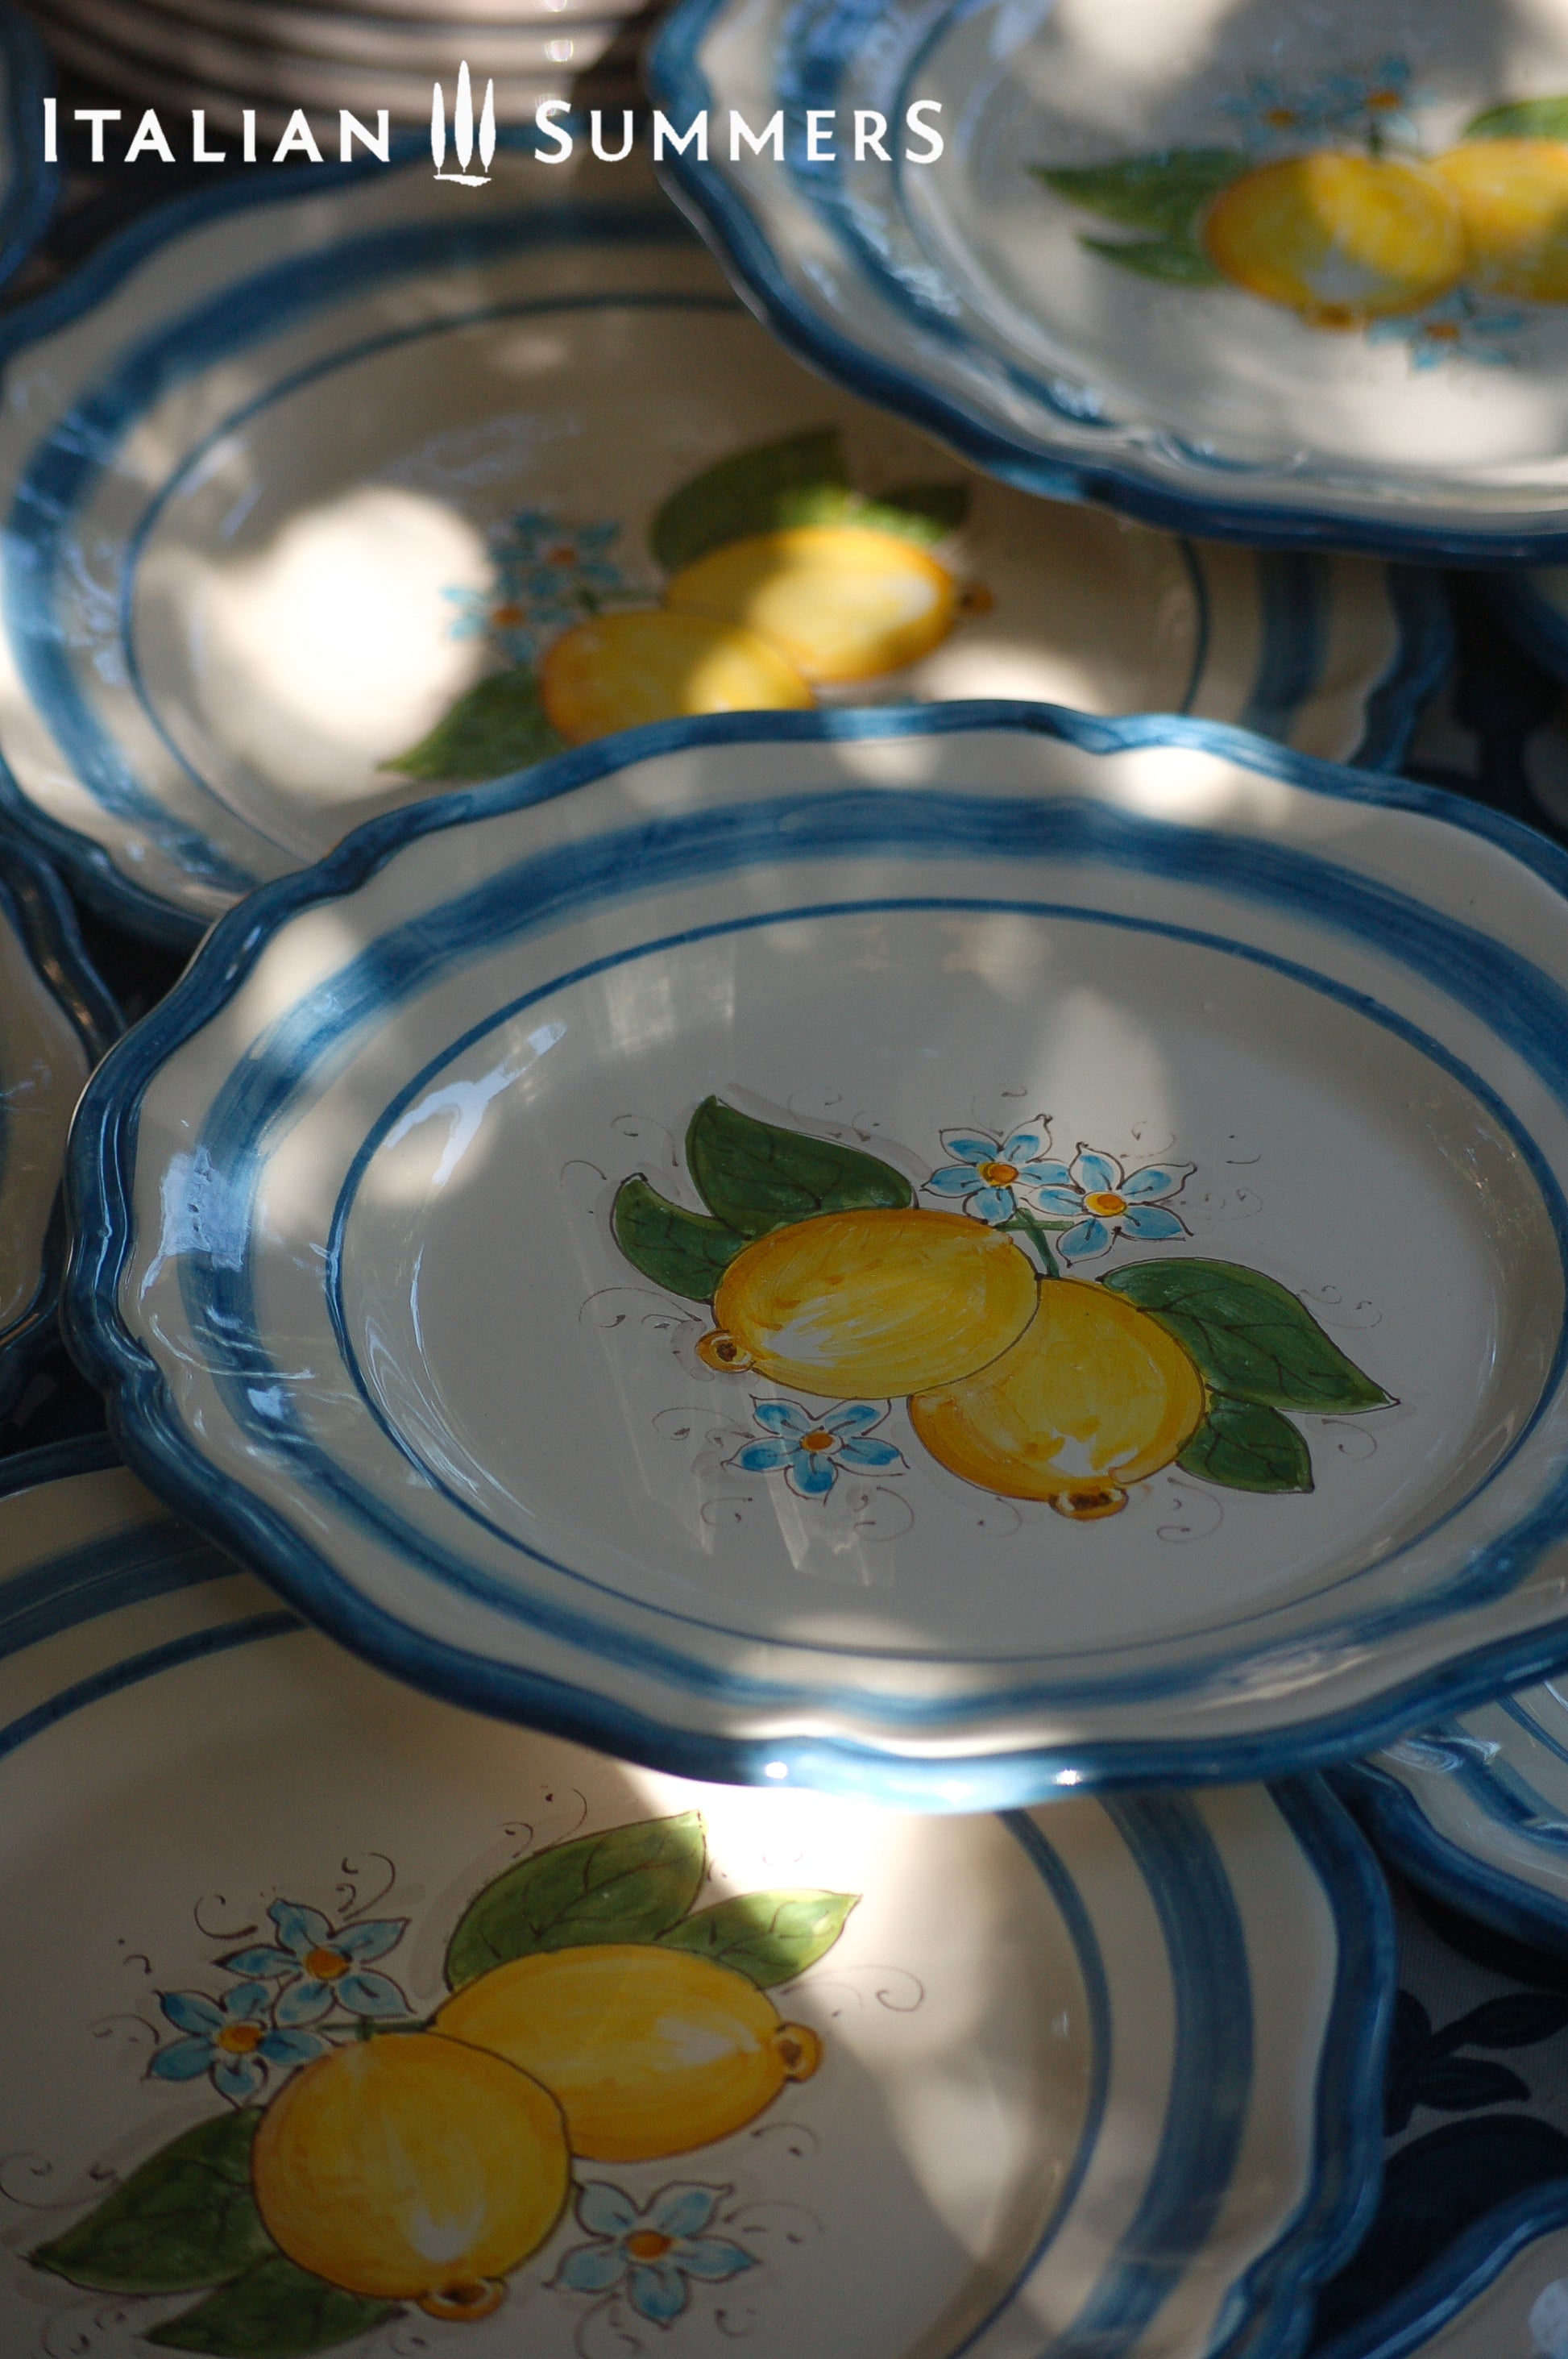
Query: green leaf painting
[
  {"left": 1035, "top": 149, "right": 1244, "bottom": 283},
  {"left": 1081, "top": 234, "right": 1226, "bottom": 286},
  {"left": 612, "top": 1175, "right": 748, "bottom": 1299},
  {"left": 1035, "top": 150, "right": 1250, "bottom": 236},
  {"left": 147, "top": 2256, "right": 396, "bottom": 2356},
  {"left": 382, "top": 667, "right": 564, "bottom": 785},
  {"left": 445, "top": 1812, "right": 709, "bottom": 1988},
  {"left": 854, "top": 480, "right": 972, "bottom": 544},
  {"left": 32, "top": 2112, "right": 272, "bottom": 2295},
  {"left": 651, "top": 429, "right": 855, "bottom": 572},
  {"left": 1101, "top": 1260, "right": 1390, "bottom": 1413},
  {"left": 650, "top": 431, "right": 970, "bottom": 571},
  {"left": 1178, "top": 1397, "right": 1313, "bottom": 1493},
  {"left": 658, "top": 1891, "right": 860, "bottom": 1987},
  {"left": 1465, "top": 95, "right": 1568, "bottom": 139},
  {"left": 687, "top": 1096, "right": 914, "bottom": 1238}
]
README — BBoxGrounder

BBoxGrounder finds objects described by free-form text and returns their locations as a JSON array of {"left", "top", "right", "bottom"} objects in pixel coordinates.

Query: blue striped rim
[
  {"left": 646, "top": 0, "right": 1568, "bottom": 561},
  {"left": 1335, "top": 1755, "right": 1568, "bottom": 1962},
  {"left": 63, "top": 700, "right": 1568, "bottom": 1798},
  {"left": 0, "top": 1478, "right": 1387, "bottom": 2359}
]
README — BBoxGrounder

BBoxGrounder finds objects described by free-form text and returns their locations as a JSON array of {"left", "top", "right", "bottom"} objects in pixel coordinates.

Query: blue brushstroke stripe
[
  {"left": 1241, "top": 554, "right": 1329, "bottom": 741},
  {"left": 0, "top": 1612, "right": 303, "bottom": 1763}
]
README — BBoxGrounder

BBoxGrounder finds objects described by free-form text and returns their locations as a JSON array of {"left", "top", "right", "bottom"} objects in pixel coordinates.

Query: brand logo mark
[{"left": 433, "top": 62, "right": 496, "bottom": 185}]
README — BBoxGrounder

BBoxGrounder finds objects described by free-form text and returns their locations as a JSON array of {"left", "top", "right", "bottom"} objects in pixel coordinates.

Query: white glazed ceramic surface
[
  {"left": 64, "top": 707, "right": 1568, "bottom": 1799},
  {"left": 651, "top": 0, "right": 1568, "bottom": 554},
  {"left": 0, "top": 145, "right": 1441, "bottom": 945},
  {"left": 0, "top": 1456, "right": 1386, "bottom": 2359}
]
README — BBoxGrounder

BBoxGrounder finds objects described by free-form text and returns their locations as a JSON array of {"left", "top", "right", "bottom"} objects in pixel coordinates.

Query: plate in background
[
  {"left": 651, "top": 0, "right": 1568, "bottom": 559},
  {"left": 0, "top": 143, "right": 1445, "bottom": 945}
]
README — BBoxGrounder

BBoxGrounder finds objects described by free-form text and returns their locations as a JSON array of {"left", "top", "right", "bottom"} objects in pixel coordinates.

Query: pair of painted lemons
[
  {"left": 1203, "top": 139, "right": 1568, "bottom": 327},
  {"left": 251, "top": 1943, "right": 822, "bottom": 2321},
  {"left": 539, "top": 521, "right": 962, "bottom": 744},
  {"left": 699, "top": 1203, "right": 1203, "bottom": 1521}
]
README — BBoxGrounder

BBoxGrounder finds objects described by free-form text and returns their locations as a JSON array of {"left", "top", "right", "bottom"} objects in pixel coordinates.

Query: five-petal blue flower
[
  {"left": 219, "top": 1899, "right": 412, "bottom": 2026},
  {"left": 556, "top": 2182, "right": 756, "bottom": 2324},
  {"left": 1031, "top": 1148, "right": 1193, "bottom": 1264},
  {"left": 448, "top": 510, "right": 633, "bottom": 662},
  {"left": 731, "top": 1399, "right": 905, "bottom": 1497},
  {"left": 147, "top": 1983, "right": 327, "bottom": 2104},
  {"left": 925, "top": 1122, "right": 1072, "bottom": 1226}
]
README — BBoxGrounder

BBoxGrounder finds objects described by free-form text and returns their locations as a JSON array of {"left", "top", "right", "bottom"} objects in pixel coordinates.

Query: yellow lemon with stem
[
  {"left": 540, "top": 608, "right": 812, "bottom": 745},
  {"left": 665, "top": 524, "right": 960, "bottom": 685},
  {"left": 1430, "top": 139, "right": 1568, "bottom": 300},
  {"left": 250, "top": 2030, "right": 570, "bottom": 2320},
  {"left": 697, "top": 1205, "right": 1038, "bottom": 1396},
  {"left": 910, "top": 1277, "right": 1205, "bottom": 1518},
  {"left": 437, "top": 1945, "right": 823, "bottom": 2163},
  {"left": 1202, "top": 153, "right": 1466, "bottom": 327}
]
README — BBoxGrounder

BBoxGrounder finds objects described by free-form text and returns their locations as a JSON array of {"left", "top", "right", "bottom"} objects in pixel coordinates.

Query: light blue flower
[
  {"left": 445, "top": 512, "right": 633, "bottom": 662},
  {"left": 1220, "top": 56, "right": 1425, "bottom": 151},
  {"left": 147, "top": 1983, "right": 327, "bottom": 2104},
  {"left": 555, "top": 2182, "right": 757, "bottom": 2324},
  {"left": 730, "top": 1399, "right": 904, "bottom": 1498},
  {"left": 1367, "top": 289, "right": 1529, "bottom": 370},
  {"left": 1031, "top": 1147, "right": 1193, "bottom": 1265},
  {"left": 218, "top": 1899, "right": 411, "bottom": 2027},
  {"left": 925, "top": 1120, "right": 1071, "bottom": 1226}
]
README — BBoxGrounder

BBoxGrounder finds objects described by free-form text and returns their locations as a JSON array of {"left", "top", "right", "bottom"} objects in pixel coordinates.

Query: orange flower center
[
  {"left": 1264, "top": 106, "right": 1299, "bottom": 127},
  {"left": 217, "top": 2021, "right": 265, "bottom": 2054},
  {"left": 1367, "top": 88, "right": 1401, "bottom": 110},
  {"left": 978, "top": 1160, "right": 1018, "bottom": 1186},
  {"left": 1424, "top": 322, "right": 1461, "bottom": 341},
  {"left": 490, "top": 602, "right": 526, "bottom": 629},
  {"left": 1082, "top": 1190, "right": 1126, "bottom": 1217},
  {"left": 305, "top": 1946, "right": 349, "bottom": 1981},
  {"left": 626, "top": 2232, "right": 674, "bottom": 2261},
  {"left": 800, "top": 1430, "right": 837, "bottom": 1453},
  {"left": 549, "top": 545, "right": 577, "bottom": 566}
]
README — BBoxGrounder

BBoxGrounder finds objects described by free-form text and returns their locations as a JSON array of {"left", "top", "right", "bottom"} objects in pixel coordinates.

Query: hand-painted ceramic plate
[
  {"left": 0, "top": 141, "right": 1444, "bottom": 947},
  {"left": 649, "top": 0, "right": 1568, "bottom": 559},
  {"left": 1339, "top": 1679, "right": 1568, "bottom": 1958},
  {"left": 0, "top": 1445, "right": 1389, "bottom": 2359},
  {"left": 0, "top": 839, "right": 118, "bottom": 1417},
  {"left": 62, "top": 702, "right": 1568, "bottom": 1802}
]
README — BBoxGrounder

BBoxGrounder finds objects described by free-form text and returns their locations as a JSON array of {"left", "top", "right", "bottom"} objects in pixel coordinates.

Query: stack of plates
[{"left": 32, "top": 0, "right": 642, "bottom": 135}]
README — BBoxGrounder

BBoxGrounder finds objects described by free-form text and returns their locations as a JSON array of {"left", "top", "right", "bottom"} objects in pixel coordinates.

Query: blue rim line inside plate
[
  {"left": 61, "top": 702, "right": 1568, "bottom": 1800},
  {"left": 648, "top": 0, "right": 1568, "bottom": 563},
  {"left": 0, "top": 1453, "right": 1388, "bottom": 2359},
  {"left": 317, "top": 883, "right": 1568, "bottom": 1667},
  {"left": 0, "top": 133, "right": 1445, "bottom": 939}
]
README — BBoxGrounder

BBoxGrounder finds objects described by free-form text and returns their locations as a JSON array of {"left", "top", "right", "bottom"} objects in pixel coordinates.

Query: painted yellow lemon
[
  {"left": 540, "top": 608, "right": 812, "bottom": 745},
  {"left": 910, "top": 1277, "right": 1205, "bottom": 1518},
  {"left": 1430, "top": 139, "right": 1568, "bottom": 301},
  {"left": 698, "top": 1205, "right": 1038, "bottom": 1396},
  {"left": 666, "top": 525, "right": 959, "bottom": 684},
  {"left": 251, "top": 2031, "right": 570, "bottom": 2320},
  {"left": 437, "top": 1944, "right": 822, "bottom": 2163},
  {"left": 1202, "top": 153, "right": 1466, "bottom": 326}
]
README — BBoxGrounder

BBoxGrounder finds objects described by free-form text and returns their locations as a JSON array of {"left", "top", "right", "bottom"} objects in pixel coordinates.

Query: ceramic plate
[
  {"left": 1344, "top": 2227, "right": 1568, "bottom": 2359},
  {"left": 0, "top": 144, "right": 1445, "bottom": 948},
  {"left": 0, "top": 839, "right": 118, "bottom": 1417},
  {"left": 651, "top": 0, "right": 1568, "bottom": 559},
  {"left": 62, "top": 700, "right": 1568, "bottom": 1803},
  {"left": 1339, "top": 1678, "right": 1568, "bottom": 1958},
  {"left": 0, "top": 1446, "right": 1389, "bottom": 2359}
]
